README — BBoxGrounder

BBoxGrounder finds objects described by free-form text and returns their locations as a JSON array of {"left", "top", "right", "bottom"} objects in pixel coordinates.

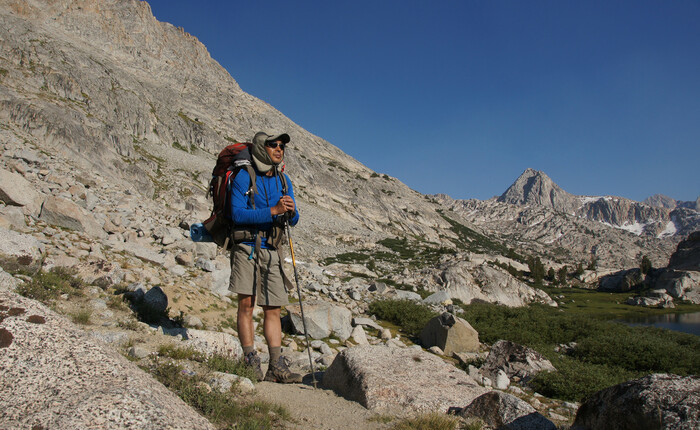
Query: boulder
[
  {"left": 286, "top": 299, "right": 352, "bottom": 341},
  {"left": 0, "top": 205, "right": 29, "bottom": 232},
  {"left": 39, "top": 196, "right": 106, "bottom": 238},
  {"left": 350, "top": 325, "right": 369, "bottom": 345},
  {"left": 655, "top": 269, "right": 700, "bottom": 304},
  {"left": 322, "top": 345, "right": 488, "bottom": 413},
  {"left": 0, "top": 267, "right": 20, "bottom": 292},
  {"left": 460, "top": 391, "right": 556, "bottom": 430},
  {"left": 419, "top": 312, "right": 480, "bottom": 355},
  {"left": 390, "top": 290, "right": 422, "bottom": 301},
  {"left": 481, "top": 340, "right": 555, "bottom": 383},
  {"left": 143, "top": 286, "right": 168, "bottom": 315},
  {"left": 572, "top": 374, "right": 700, "bottom": 430},
  {"left": 422, "top": 290, "right": 451, "bottom": 305},
  {"left": 0, "top": 289, "right": 215, "bottom": 430},
  {"left": 180, "top": 328, "right": 243, "bottom": 359},
  {"left": 109, "top": 241, "right": 166, "bottom": 266},
  {"left": 0, "top": 227, "right": 45, "bottom": 273},
  {"left": 0, "top": 168, "right": 44, "bottom": 216}
]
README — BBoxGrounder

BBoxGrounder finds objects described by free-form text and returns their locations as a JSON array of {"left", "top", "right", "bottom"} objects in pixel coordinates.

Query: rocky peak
[
  {"left": 497, "top": 168, "right": 578, "bottom": 214},
  {"left": 644, "top": 194, "right": 700, "bottom": 212},
  {"left": 643, "top": 194, "right": 679, "bottom": 209}
]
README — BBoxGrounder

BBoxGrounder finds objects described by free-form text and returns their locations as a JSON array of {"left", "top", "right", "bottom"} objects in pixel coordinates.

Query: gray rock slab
[
  {"left": 0, "top": 290, "right": 215, "bottom": 430},
  {"left": 39, "top": 195, "right": 106, "bottom": 238},
  {"left": 322, "top": 345, "right": 488, "bottom": 413},
  {"left": 287, "top": 299, "right": 352, "bottom": 341}
]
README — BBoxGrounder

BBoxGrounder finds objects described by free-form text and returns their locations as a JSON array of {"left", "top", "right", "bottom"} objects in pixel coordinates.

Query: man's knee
[{"left": 238, "top": 294, "right": 256, "bottom": 316}]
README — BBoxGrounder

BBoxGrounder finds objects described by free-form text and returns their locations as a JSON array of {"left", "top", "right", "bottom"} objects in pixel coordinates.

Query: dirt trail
[{"left": 255, "top": 377, "right": 391, "bottom": 430}]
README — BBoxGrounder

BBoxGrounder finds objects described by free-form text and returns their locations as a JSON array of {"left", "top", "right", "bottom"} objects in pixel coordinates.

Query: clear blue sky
[{"left": 146, "top": 0, "right": 699, "bottom": 202}]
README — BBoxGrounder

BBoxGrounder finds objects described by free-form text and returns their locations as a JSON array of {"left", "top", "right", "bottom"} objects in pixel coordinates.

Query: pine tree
[
  {"left": 641, "top": 255, "right": 652, "bottom": 275},
  {"left": 557, "top": 266, "right": 568, "bottom": 285}
]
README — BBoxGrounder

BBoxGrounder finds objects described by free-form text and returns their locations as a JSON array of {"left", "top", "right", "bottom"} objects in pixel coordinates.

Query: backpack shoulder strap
[{"left": 244, "top": 164, "right": 257, "bottom": 208}]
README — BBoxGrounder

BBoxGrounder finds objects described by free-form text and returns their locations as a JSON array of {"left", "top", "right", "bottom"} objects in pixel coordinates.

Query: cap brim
[{"left": 265, "top": 133, "right": 290, "bottom": 144}]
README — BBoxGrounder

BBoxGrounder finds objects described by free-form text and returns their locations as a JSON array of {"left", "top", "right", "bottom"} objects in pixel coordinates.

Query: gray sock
[
  {"left": 243, "top": 345, "right": 255, "bottom": 355},
  {"left": 269, "top": 346, "right": 282, "bottom": 364}
]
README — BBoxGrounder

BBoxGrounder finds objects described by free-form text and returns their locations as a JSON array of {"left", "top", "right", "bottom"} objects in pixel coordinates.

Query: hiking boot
[
  {"left": 244, "top": 351, "right": 264, "bottom": 381},
  {"left": 264, "top": 356, "right": 303, "bottom": 383}
]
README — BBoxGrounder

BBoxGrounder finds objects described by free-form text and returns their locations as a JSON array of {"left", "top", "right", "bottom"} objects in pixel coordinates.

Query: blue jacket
[{"left": 230, "top": 168, "right": 299, "bottom": 248}]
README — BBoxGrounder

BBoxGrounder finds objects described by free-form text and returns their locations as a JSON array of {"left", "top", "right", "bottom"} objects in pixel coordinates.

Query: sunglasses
[{"left": 265, "top": 141, "right": 286, "bottom": 150}]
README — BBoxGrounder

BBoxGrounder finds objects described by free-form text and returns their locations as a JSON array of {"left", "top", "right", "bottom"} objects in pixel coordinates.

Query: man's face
[{"left": 265, "top": 140, "right": 285, "bottom": 164}]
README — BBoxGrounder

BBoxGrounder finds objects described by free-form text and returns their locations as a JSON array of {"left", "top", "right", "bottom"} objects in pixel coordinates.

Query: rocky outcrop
[
  {"left": 418, "top": 258, "right": 555, "bottom": 307},
  {"left": 480, "top": 340, "right": 556, "bottom": 385},
  {"left": 460, "top": 391, "right": 556, "bottom": 430},
  {"left": 419, "top": 312, "right": 479, "bottom": 355},
  {"left": 322, "top": 345, "right": 488, "bottom": 413},
  {"left": 668, "top": 231, "right": 700, "bottom": 272},
  {"left": 598, "top": 268, "right": 645, "bottom": 292},
  {"left": 572, "top": 374, "right": 700, "bottom": 430},
  {"left": 0, "top": 289, "right": 215, "bottom": 430}
]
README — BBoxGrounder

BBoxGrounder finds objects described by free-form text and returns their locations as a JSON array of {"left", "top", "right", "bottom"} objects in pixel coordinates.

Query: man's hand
[{"left": 271, "top": 195, "right": 295, "bottom": 216}]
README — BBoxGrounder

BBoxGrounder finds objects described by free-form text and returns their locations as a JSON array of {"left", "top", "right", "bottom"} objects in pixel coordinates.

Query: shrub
[
  {"left": 457, "top": 301, "right": 700, "bottom": 401},
  {"left": 368, "top": 299, "right": 437, "bottom": 337},
  {"left": 571, "top": 327, "right": 700, "bottom": 375},
  {"left": 530, "top": 357, "right": 637, "bottom": 401},
  {"left": 16, "top": 267, "right": 86, "bottom": 303}
]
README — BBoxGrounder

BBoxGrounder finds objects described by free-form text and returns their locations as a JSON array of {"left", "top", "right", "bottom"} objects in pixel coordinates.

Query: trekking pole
[{"left": 284, "top": 218, "right": 318, "bottom": 389}]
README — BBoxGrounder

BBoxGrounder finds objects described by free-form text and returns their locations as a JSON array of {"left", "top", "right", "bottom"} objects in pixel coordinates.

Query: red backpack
[{"left": 202, "top": 142, "right": 257, "bottom": 250}]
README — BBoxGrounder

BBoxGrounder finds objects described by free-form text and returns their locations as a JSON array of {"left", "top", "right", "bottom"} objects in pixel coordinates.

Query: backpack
[
  {"left": 201, "top": 142, "right": 257, "bottom": 250},
  {"left": 199, "top": 142, "right": 288, "bottom": 250}
]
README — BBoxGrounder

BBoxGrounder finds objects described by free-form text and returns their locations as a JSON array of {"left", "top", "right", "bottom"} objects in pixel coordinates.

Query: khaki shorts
[{"left": 228, "top": 243, "right": 289, "bottom": 307}]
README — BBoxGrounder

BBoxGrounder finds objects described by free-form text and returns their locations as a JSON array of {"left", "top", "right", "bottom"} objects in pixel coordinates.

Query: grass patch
[
  {"left": 368, "top": 299, "right": 438, "bottom": 338},
  {"left": 147, "top": 359, "right": 289, "bottom": 429},
  {"left": 158, "top": 344, "right": 207, "bottom": 361},
  {"left": 158, "top": 345, "right": 259, "bottom": 382},
  {"left": 540, "top": 285, "right": 700, "bottom": 317},
  {"left": 390, "top": 412, "right": 459, "bottom": 430},
  {"left": 15, "top": 267, "right": 87, "bottom": 304},
  {"left": 207, "top": 353, "right": 260, "bottom": 383},
  {"left": 71, "top": 309, "right": 92, "bottom": 325}
]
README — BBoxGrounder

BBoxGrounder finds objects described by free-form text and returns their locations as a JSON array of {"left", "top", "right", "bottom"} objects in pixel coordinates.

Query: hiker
[{"left": 229, "top": 131, "right": 302, "bottom": 384}]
